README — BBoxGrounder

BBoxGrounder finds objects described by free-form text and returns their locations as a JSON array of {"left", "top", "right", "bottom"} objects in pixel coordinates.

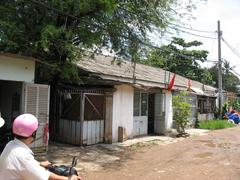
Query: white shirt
[{"left": 0, "top": 138, "right": 50, "bottom": 180}]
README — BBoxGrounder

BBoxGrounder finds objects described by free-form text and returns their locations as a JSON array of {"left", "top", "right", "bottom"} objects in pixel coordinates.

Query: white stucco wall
[
  {"left": 0, "top": 55, "right": 35, "bottom": 83},
  {"left": 164, "top": 91, "right": 173, "bottom": 131},
  {"left": 112, "top": 85, "right": 134, "bottom": 142}
]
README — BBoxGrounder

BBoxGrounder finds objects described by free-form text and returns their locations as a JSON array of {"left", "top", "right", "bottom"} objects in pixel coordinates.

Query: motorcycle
[{"left": 46, "top": 156, "right": 79, "bottom": 177}]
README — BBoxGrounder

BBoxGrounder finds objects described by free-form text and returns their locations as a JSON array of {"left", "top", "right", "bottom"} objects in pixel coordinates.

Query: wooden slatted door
[
  {"left": 82, "top": 93, "right": 105, "bottom": 145},
  {"left": 23, "top": 83, "right": 50, "bottom": 153},
  {"left": 154, "top": 93, "right": 165, "bottom": 134}
]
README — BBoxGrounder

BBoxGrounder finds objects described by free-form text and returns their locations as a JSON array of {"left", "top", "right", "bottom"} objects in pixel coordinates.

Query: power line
[
  {"left": 28, "top": 0, "right": 217, "bottom": 64},
  {"left": 31, "top": 0, "right": 217, "bottom": 41},
  {"left": 221, "top": 37, "right": 240, "bottom": 58},
  {"left": 168, "top": 26, "right": 217, "bottom": 39},
  {"left": 230, "top": 69, "right": 240, "bottom": 79},
  {"left": 222, "top": 38, "right": 240, "bottom": 56},
  {"left": 169, "top": 22, "right": 216, "bottom": 34},
  {"left": 209, "top": 37, "right": 217, "bottom": 60}
]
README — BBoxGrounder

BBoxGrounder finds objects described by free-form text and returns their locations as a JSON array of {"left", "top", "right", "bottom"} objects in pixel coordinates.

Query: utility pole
[{"left": 217, "top": 20, "right": 223, "bottom": 117}]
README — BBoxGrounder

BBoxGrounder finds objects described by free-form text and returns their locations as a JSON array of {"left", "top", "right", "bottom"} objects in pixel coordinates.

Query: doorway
[
  {"left": 148, "top": 93, "right": 155, "bottom": 134},
  {"left": 0, "top": 80, "right": 22, "bottom": 151}
]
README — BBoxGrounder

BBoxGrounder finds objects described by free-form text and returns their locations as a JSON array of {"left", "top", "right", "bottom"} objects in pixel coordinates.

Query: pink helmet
[{"left": 13, "top": 114, "right": 39, "bottom": 137}]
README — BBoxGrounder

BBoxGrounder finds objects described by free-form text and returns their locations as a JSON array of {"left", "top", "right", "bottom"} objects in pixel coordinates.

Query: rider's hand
[
  {"left": 68, "top": 175, "right": 82, "bottom": 180},
  {"left": 40, "top": 160, "right": 52, "bottom": 168}
]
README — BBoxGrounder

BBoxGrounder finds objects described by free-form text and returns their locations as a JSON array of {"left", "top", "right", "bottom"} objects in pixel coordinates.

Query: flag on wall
[{"left": 167, "top": 73, "right": 176, "bottom": 91}]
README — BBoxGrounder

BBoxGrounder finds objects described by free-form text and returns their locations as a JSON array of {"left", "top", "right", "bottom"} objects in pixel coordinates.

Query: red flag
[{"left": 167, "top": 73, "right": 176, "bottom": 91}]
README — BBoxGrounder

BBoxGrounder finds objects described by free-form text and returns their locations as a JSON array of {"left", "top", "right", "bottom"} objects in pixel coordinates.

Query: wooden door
[
  {"left": 23, "top": 83, "right": 50, "bottom": 153},
  {"left": 82, "top": 93, "right": 105, "bottom": 145}
]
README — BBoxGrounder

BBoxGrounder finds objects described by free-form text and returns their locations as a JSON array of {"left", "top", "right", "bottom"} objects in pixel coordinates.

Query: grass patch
[{"left": 199, "top": 119, "right": 236, "bottom": 130}]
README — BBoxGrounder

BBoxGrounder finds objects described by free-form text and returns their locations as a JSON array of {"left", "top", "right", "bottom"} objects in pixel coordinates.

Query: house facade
[
  {"left": 173, "top": 82, "right": 217, "bottom": 128},
  {"left": 50, "top": 54, "right": 217, "bottom": 145},
  {"left": 0, "top": 53, "right": 50, "bottom": 153},
  {"left": 0, "top": 53, "right": 218, "bottom": 151}
]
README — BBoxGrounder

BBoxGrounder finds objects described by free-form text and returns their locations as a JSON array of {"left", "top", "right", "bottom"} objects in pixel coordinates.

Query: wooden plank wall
[{"left": 82, "top": 120, "right": 104, "bottom": 145}]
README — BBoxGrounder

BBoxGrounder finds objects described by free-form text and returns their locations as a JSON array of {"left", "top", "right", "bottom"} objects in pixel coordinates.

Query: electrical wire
[
  {"left": 208, "top": 37, "right": 217, "bottom": 60},
  {"left": 222, "top": 37, "right": 240, "bottom": 58},
  {"left": 168, "top": 22, "right": 216, "bottom": 34},
  {"left": 169, "top": 26, "right": 217, "bottom": 39},
  {"left": 28, "top": 0, "right": 217, "bottom": 64},
  {"left": 230, "top": 69, "right": 240, "bottom": 78}
]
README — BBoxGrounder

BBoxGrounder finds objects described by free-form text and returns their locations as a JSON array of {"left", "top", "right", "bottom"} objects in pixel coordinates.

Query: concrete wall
[
  {"left": 164, "top": 91, "right": 173, "bottom": 131},
  {"left": 198, "top": 113, "right": 215, "bottom": 121},
  {"left": 0, "top": 55, "right": 35, "bottom": 83},
  {"left": 154, "top": 91, "right": 173, "bottom": 134},
  {"left": 133, "top": 116, "right": 148, "bottom": 136},
  {"left": 112, "top": 85, "right": 134, "bottom": 142}
]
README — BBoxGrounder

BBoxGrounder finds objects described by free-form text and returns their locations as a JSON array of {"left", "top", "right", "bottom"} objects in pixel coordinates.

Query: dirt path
[{"left": 83, "top": 127, "right": 240, "bottom": 180}]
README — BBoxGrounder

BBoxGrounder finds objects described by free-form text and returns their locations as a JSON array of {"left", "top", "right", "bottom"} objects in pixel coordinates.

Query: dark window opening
[
  {"left": 61, "top": 93, "right": 81, "bottom": 120},
  {"left": 84, "top": 94, "right": 104, "bottom": 121},
  {"left": 198, "top": 97, "right": 216, "bottom": 114}
]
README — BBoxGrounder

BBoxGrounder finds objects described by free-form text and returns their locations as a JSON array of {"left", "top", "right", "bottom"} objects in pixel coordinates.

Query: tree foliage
[
  {"left": 0, "top": 0, "right": 198, "bottom": 82},
  {"left": 142, "top": 37, "right": 209, "bottom": 82},
  {"left": 208, "top": 60, "right": 240, "bottom": 93},
  {"left": 142, "top": 37, "right": 240, "bottom": 93}
]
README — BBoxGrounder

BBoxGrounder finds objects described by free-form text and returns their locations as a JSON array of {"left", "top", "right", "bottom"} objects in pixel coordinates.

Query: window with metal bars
[
  {"left": 133, "top": 91, "right": 148, "bottom": 116},
  {"left": 84, "top": 94, "right": 105, "bottom": 121}
]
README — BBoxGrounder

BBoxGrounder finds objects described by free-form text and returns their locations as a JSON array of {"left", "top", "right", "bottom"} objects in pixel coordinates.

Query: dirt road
[{"left": 83, "top": 127, "right": 240, "bottom": 180}]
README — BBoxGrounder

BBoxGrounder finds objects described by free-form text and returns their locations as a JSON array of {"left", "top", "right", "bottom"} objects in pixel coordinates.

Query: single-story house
[
  {"left": 173, "top": 80, "right": 217, "bottom": 127},
  {"left": 49, "top": 54, "right": 217, "bottom": 146},
  {"left": 0, "top": 52, "right": 219, "bottom": 152},
  {"left": 0, "top": 53, "right": 50, "bottom": 153}
]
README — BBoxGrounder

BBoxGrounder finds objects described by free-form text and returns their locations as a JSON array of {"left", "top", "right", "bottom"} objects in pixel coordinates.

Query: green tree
[
  {"left": 0, "top": 0, "right": 202, "bottom": 83},
  {"left": 208, "top": 60, "right": 240, "bottom": 93},
  {"left": 173, "top": 91, "right": 191, "bottom": 136},
  {"left": 141, "top": 37, "right": 210, "bottom": 83}
]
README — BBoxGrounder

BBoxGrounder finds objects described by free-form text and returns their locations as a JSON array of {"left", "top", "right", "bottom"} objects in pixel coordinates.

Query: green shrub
[
  {"left": 173, "top": 91, "right": 191, "bottom": 136},
  {"left": 199, "top": 119, "right": 236, "bottom": 130}
]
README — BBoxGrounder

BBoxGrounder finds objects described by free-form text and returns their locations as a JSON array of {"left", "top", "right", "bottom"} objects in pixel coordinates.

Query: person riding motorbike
[{"left": 0, "top": 113, "right": 81, "bottom": 180}]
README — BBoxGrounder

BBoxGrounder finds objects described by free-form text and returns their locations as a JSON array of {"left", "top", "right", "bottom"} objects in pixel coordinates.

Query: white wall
[
  {"left": 154, "top": 91, "right": 173, "bottom": 134},
  {"left": 164, "top": 91, "right": 173, "bottom": 131},
  {"left": 0, "top": 55, "right": 35, "bottom": 83},
  {"left": 133, "top": 116, "right": 148, "bottom": 136},
  {"left": 112, "top": 85, "right": 134, "bottom": 142}
]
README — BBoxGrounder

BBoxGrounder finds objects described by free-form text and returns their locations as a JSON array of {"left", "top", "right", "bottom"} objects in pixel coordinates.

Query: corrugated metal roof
[{"left": 77, "top": 54, "right": 217, "bottom": 96}]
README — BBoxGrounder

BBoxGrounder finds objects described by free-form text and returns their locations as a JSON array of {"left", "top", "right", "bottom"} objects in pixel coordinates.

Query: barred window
[
  {"left": 84, "top": 94, "right": 104, "bottom": 121},
  {"left": 133, "top": 91, "right": 148, "bottom": 116}
]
